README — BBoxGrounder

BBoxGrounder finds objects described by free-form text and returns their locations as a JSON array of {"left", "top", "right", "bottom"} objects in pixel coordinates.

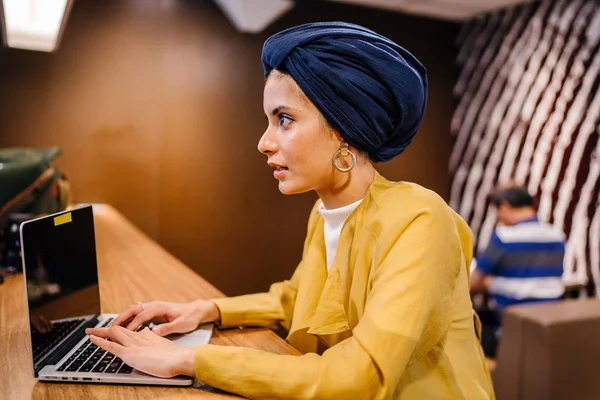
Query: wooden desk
[{"left": 0, "top": 205, "right": 299, "bottom": 399}]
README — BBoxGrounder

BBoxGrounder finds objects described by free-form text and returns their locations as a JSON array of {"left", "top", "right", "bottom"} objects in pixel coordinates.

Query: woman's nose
[{"left": 258, "top": 128, "right": 278, "bottom": 155}]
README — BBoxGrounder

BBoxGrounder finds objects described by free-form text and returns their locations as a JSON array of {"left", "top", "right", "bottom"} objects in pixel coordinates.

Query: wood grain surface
[{"left": 0, "top": 205, "right": 299, "bottom": 400}]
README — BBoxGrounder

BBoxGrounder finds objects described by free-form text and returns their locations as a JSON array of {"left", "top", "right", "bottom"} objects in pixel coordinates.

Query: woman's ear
[{"left": 324, "top": 123, "right": 370, "bottom": 163}]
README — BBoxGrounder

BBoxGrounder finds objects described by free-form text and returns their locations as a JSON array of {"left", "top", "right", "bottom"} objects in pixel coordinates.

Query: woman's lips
[{"left": 273, "top": 166, "right": 288, "bottom": 179}]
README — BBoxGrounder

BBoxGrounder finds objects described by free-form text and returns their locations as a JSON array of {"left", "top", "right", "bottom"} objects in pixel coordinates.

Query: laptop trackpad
[{"left": 165, "top": 323, "right": 214, "bottom": 347}]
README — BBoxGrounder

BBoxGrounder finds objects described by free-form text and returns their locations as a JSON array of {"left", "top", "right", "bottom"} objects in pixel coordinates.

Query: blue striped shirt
[{"left": 476, "top": 216, "right": 565, "bottom": 310}]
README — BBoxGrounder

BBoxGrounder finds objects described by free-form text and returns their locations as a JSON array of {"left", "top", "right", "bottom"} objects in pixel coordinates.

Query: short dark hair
[{"left": 489, "top": 186, "right": 535, "bottom": 208}]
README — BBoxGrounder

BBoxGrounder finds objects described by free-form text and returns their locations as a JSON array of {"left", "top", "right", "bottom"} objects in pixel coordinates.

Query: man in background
[{"left": 471, "top": 185, "right": 566, "bottom": 357}]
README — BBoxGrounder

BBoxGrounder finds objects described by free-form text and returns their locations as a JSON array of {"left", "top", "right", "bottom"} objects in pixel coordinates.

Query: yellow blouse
[{"left": 195, "top": 172, "right": 495, "bottom": 399}]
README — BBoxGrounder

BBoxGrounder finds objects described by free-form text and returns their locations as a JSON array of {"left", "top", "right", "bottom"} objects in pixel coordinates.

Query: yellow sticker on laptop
[{"left": 54, "top": 212, "right": 72, "bottom": 226}]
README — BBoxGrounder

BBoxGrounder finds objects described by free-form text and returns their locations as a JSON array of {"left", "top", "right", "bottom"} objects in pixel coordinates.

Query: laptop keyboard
[
  {"left": 56, "top": 318, "right": 134, "bottom": 375},
  {"left": 32, "top": 318, "right": 85, "bottom": 364}
]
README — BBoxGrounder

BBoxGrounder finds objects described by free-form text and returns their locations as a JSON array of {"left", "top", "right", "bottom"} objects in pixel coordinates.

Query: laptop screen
[{"left": 21, "top": 206, "right": 100, "bottom": 337}]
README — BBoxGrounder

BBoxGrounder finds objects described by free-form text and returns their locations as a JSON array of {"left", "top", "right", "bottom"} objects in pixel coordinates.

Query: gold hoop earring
[{"left": 332, "top": 141, "right": 357, "bottom": 172}]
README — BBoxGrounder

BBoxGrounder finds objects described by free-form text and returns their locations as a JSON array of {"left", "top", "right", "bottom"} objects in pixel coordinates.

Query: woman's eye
[{"left": 278, "top": 114, "right": 292, "bottom": 127}]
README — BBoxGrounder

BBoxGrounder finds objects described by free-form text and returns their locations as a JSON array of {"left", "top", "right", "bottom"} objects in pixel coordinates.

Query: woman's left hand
[{"left": 85, "top": 326, "right": 196, "bottom": 378}]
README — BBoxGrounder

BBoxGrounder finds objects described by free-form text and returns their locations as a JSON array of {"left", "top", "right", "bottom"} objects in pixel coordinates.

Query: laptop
[{"left": 19, "top": 205, "right": 213, "bottom": 385}]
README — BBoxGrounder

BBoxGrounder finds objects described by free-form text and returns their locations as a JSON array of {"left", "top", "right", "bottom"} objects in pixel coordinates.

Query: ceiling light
[
  {"left": 0, "top": 0, "right": 74, "bottom": 52},
  {"left": 214, "top": 0, "right": 293, "bottom": 33}
]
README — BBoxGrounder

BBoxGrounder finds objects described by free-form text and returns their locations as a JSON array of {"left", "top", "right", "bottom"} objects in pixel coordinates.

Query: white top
[{"left": 318, "top": 198, "right": 364, "bottom": 272}]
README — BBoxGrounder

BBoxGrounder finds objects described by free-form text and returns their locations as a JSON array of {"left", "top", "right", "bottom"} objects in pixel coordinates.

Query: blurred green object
[
  {"left": 0, "top": 147, "right": 71, "bottom": 265},
  {"left": 1, "top": 147, "right": 59, "bottom": 202}
]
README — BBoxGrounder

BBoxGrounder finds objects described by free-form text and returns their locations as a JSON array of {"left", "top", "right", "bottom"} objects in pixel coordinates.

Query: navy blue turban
[{"left": 262, "top": 22, "right": 428, "bottom": 162}]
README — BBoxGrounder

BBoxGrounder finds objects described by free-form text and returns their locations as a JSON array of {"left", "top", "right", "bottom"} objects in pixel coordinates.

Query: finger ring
[{"left": 137, "top": 301, "right": 145, "bottom": 312}]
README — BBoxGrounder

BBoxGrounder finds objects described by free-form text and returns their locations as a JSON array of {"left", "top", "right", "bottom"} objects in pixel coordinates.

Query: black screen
[{"left": 21, "top": 206, "right": 100, "bottom": 359}]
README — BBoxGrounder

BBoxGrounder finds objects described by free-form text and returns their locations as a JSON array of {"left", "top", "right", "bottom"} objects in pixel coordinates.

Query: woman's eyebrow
[{"left": 271, "top": 105, "right": 298, "bottom": 115}]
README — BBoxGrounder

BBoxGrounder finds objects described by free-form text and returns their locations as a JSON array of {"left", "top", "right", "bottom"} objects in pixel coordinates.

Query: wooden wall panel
[{"left": 0, "top": 0, "right": 458, "bottom": 296}]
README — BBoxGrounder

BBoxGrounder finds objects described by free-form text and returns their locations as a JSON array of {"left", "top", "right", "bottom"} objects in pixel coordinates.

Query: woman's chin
[{"left": 278, "top": 179, "right": 309, "bottom": 195}]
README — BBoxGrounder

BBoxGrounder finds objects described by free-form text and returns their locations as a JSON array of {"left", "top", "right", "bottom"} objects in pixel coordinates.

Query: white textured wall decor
[{"left": 451, "top": 0, "right": 600, "bottom": 293}]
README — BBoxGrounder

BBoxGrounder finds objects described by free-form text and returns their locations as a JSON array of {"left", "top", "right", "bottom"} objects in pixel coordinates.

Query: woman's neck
[{"left": 318, "top": 163, "right": 376, "bottom": 209}]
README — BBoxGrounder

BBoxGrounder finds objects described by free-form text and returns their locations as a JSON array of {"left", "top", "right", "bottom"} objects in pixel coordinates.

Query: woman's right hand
[{"left": 112, "top": 300, "right": 220, "bottom": 337}]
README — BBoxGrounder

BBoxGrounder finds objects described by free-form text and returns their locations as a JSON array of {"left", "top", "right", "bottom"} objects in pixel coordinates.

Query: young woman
[{"left": 87, "top": 22, "right": 494, "bottom": 399}]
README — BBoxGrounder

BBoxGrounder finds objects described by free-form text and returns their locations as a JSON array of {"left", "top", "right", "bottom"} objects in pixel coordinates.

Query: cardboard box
[{"left": 494, "top": 299, "right": 600, "bottom": 400}]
